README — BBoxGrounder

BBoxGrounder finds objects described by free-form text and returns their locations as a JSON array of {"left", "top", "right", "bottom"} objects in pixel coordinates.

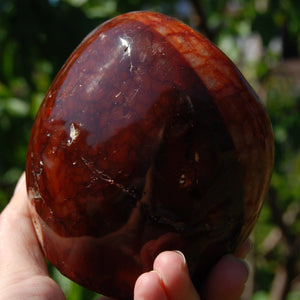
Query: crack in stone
[{"left": 80, "top": 156, "right": 139, "bottom": 200}]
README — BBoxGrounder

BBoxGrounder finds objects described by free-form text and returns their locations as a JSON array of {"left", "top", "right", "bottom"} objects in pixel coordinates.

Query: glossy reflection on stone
[{"left": 26, "top": 11, "right": 274, "bottom": 300}]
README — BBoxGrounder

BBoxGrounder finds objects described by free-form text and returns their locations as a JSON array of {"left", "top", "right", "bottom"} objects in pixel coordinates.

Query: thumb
[
  {"left": 0, "top": 173, "right": 65, "bottom": 299},
  {"left": 0, "top": 173, "right": 48, "bottom": 279}
]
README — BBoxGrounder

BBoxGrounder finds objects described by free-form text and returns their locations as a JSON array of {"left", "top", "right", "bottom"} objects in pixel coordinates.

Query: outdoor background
[{"left": 0, "top": 0, "right": 299, "bottom": 299}]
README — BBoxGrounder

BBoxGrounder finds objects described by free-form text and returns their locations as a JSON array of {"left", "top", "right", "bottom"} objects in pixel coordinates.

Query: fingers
[
  {"left": 202, "top": 254, "right": 249, "bottom": 300},
  {"left": 0, "top": 173, "right": 48, "bottom": 280},
  {"left": 0, "top": 174, "right": 65, "bottom": 300},
  {"left": 153, "top": 251, "right": 200, "bottom": 300},
  {"left": 134, "top": 240, "right": 251, "bottom": 300},
  {"left": 134, "top": 270, "right": 169, "bottom": 300},
  {"left": 134, "top": 251, "right": 200, "bottom": 300}
]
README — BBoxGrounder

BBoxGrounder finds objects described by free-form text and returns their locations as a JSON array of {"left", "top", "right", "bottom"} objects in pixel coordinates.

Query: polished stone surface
[{"left": 26, "top": 11, "right": 274, "bottom": 300}]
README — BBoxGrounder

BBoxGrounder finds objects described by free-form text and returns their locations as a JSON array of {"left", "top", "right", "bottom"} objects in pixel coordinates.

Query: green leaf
[{"left": 5, "top": 97, "right": 30, "bottom": 117}]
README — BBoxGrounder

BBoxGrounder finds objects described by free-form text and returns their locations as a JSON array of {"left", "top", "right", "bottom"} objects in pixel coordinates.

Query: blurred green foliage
[{"left": 0, "top": 0, "right": 299, "bottom": 299}]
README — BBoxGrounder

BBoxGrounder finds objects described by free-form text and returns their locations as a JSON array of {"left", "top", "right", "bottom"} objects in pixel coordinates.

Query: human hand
[{"left": 0, "top": 174, "right": 250, "bottom": 300}]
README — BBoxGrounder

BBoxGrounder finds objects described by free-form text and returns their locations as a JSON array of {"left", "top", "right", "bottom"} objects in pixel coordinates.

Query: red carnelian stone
[{"left": 26, "top": 11, "right": 274, "bottom": 300}]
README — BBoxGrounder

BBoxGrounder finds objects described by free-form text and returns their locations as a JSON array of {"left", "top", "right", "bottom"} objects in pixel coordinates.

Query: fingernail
[
  {"left": 237, "top": 258, "right": 250, "bottom": 282},
  {"left": 149, "top": 270, "right": 166, "bottom": 290},
  {"left": 148, "top": 270, "right": 168, "bottom": 300},
  {"left": 150, "top": 270, "right": 162, "bottom": 279},
  {"left": 174, "top": 250, "right": 186, "bottom": 266}
]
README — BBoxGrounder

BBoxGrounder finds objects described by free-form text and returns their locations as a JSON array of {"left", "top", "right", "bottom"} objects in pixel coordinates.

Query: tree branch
[
  {"left": 189, "top": 0, "right": 214, "bottom": 40},
  {"left": 268, "top": 188, "right": 299, "bottom": 299},
  {"left": 268, "top": 188, "right": 295, "bottom": 246}
]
